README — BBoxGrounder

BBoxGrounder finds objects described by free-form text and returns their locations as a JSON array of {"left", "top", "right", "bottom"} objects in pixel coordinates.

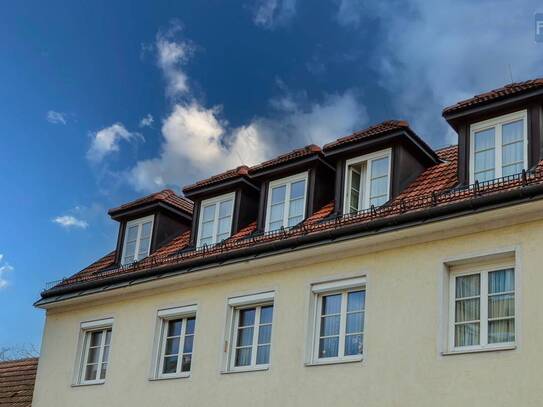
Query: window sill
[
  {"left": 442, "top": 345, "right": 516, "bottom": 356},
  {"left": 305, "top": 355, "right": 363, "bottom": 367},
  {"left": 71, "top": 380, "right": 105, "bottom": 388},
  {"left": 149, "top": 373, "right": 191, "bottom": 381},
  {"left": 221, "top": 366, "right": 270, "bottom": 375}
]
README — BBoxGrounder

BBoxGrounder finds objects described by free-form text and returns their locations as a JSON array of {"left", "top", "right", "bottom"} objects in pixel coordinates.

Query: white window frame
[
  {"left": 343, "top": 148, "right": 392, "bottom": 214},
  {"left": 448, "top": 261, "right": 517, "bottom": 353},
  {"left": 309, "top": 277, "right": 366, "bottom": 365},
  {"left": 121, "top": 214, "right": 154, "bottom": 265},
  {"left": 224, "top": 291, "right": 275, "bottom": 373},
  {"left": 154, "top": 305, "right": 197, "bottom": 380},
  {"left": 76, "top": 318, "right": 114, "bottom": 386},
  {"left": 469, "top": 110, "right": 528, "bottom": 184},
  {"left": 196, "top": 192, "right": 235, "bottom": 247},
  {"left": 265, "top": 172, "right": 308, "bottom": 232}
]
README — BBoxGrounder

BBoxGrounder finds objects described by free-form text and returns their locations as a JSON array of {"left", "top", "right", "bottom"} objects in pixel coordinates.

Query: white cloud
[
  {"left": 128, "top": 22, "right": 367, "bottom": 192},
  {"left": 0, "top": 255, "right": 14, "bottom": 290},
  {"left": 52, "top": 215, "right": 89, "bottom": 229},
  {"left": 87, "top": 123, "right": 142, "bottom": 162},
  {"left": 252, "top": 0, "right": 297, "bottom": 29},
  {"left": 336, "top": 0, "right": 543, "bottom": 145},
  {"left": 46, "top": 110, "right": 67, "bottom": 125},
  {"left": 139, "top": 114, "right": 154, "bottom": 128}
]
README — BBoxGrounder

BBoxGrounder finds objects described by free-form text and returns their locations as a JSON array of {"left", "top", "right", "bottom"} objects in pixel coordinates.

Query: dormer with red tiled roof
[
  {"left": 323, "top": 120, "right": 440, "bottom": 215},
  {"left": 443, "top": 78, "right": 543, "bottom": 186},
  {"left": 108, "top": 189, "right": 193, "bottom": 267}
]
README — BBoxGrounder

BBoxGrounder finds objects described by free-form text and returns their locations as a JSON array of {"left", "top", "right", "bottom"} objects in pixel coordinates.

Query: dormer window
[
  {"left": 344, "top": 149, "right": 391, "bottom": 214},
  {"left": 265, "top": 172, "right": 308, "bottom": 232},
  {"left": 197, "top": 192, "right": 235, "bottom": 247},
  {"left": 470, "top": 110, "right": 527, "bottom": 183},
  {"left": 122, "top": 215, "right": 154, "bottom": 265}
]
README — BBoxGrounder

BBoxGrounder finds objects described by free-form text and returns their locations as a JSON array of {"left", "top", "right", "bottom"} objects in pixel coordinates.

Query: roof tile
[
  {"left": 0, "top": 358, "right": 38, "bottom": 407},
  {"left": 183, "top": 166, "right": 250, "bottom": 194},
  {"left": 322, "top": 120, "right": 409, "bottom": 151},
  {"left": 249, "top": 144, "right": 321, "bottom": 174},
  {"left": 443, "top": 78, "right": 543, "bottom": 115},
  {"left": 108, "top": 189, "right": 193, "bottom": 216}
]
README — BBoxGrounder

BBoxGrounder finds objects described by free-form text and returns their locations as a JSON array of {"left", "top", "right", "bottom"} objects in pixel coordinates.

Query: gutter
[{"left": 37, "top": 182, "right": 543, "bottom": 304}]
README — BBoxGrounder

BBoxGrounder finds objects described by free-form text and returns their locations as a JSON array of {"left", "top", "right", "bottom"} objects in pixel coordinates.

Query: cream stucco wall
[{"left": 32, "top": 207, "right": 543, "bottom": 407}]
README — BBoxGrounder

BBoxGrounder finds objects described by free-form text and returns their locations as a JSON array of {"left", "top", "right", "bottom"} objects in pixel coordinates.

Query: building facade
[{"left": 33, "top": 79, "right": 543, "bottom": 406}]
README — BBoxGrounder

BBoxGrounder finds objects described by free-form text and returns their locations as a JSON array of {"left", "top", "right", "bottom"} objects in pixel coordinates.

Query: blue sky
[{"left": 1, "top": 0, "right": 542, "bottom": 350}]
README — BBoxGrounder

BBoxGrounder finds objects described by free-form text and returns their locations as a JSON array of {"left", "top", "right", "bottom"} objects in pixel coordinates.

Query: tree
[{"left": 0, "top": 344, "right": 39, "bottom": 361}]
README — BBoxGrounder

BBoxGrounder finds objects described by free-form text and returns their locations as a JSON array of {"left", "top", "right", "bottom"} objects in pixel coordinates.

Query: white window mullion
[
  {"left": 176, "top": 319, "right": 187, "bottom": 375},
  {"left": 314, "top": 296, "right": 323, "bottom": 361},
  {"left": 134, "top": 224, "right": 142, "bottom": 261},
  {"left": 212, "top": 203, "right": 220, "bottom": 245},
  {"left": 496, "top": 124, "right": 503, "bottom": 178},
  {"left": 251, "top": 306, "right": 261, "bottom": 366},
  {"left": 97, "top": 329, "right": 107, "bottom": 380},
  {"left": 338, "top": 292, "right": 347, "bottom": 357},
  {"left": 481, "top": 271, "right": 489, "bottom": 346},
  {"left": 283, "top": 183, "right": 291, "bottom": 228}
]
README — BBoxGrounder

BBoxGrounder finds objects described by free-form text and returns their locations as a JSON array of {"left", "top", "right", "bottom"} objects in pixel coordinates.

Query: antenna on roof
[{"left": 508, "top": 64, "right": 514, "bottom": 84}]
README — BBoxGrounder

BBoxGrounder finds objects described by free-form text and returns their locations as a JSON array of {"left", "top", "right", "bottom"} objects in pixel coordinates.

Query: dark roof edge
[
  {"left": 37, "top": 183, "right": 543, "bottom": 304},
  {"left": 442, "top": 88, "right": 543, "bottom": 121},
  {"left": 109, "top": 201, "right": 192, "bottom": 221}
]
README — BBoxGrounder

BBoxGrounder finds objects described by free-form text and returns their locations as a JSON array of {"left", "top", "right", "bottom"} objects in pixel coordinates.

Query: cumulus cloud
[
  {"left": 52, "top": 215, "right": 89, "bottom": 229},
  {"left": 0, "top": 255, "right": 13, "bottom": 289},
  {"left": 46, "top": 110, "right": 67, "bottom": 125},
  {"left": 335, "top": 0, "right": 543, "bottom": 144},
  {"left": 128, "top": 22, "right": 367, "bottom": 192},
  {"left": 87, "top": 123, "right": 142, "bottom": 162},
  {"left": 252, "top": 0, "right": 297, "bottom": 29},
  {"left": 139, "top": 114, "right": 154, "bottom": 128}
]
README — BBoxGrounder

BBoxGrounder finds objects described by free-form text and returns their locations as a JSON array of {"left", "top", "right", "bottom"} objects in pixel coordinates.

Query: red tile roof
[
  {"left": 43, "top": 144, "right": 543, "bottom": 298},
  {"left": 108, "top": 189, "right": 193, "bottom": 216},
  {"left": 322, "top": 120, "right": 409, "bottom": 151},
  {"left": 249, "top": 144, "right": 322, "bottom": 174},
  {"left": 443, "top": 78, "right": 543, "bottom": 116},
  {"left": 0, "top": 358, "right": 38, "bottom": 407},
  {"left": 183, "top": 166, "right": 250, "bottom": 194}
]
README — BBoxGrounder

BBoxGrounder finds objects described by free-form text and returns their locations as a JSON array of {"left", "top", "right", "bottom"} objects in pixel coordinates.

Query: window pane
[
  {"left": 290, "top": 180, "right": 306, "bottom": 199},
  {"left": 502, "top": 163, "right": 523, "bottom": 177},
  {"left": 239, "top": 308, "right": 256, "bottom": 326},
  {"left": 183, "top": 335, "right": 194, "bottom": 354},
  {"left": 268, "top": 221, "right": 283, "bottom": 231},
  {"left": 87, "top": 347, "right": 100, "bottom": 364},
  {"left": 344, "top": 334, "right": 363, "bottom": 356},
  {"left": 181, "top": 354, "right": 192, "bottom": 372},
  {"left": 199, "top": 237, "right": 212, "bottom": 246},
  {"left": 256, "top": 345, "right": 270, "bottom": 365},
  {"left": 319, "top": 337, "right": 339, "bottom": 358},
  {"left": 489, "top": 269, "right": 514, "bottom": 293},
  {"left": 488, "top": 294, "right": 515, "bottom": 319},
  {"left": 287, "top": 215, "right": 303, "bottom": 227},
  {"left": 235, "top": 348, "right": 252, "bottom": 367},
  {"left": 346, "top": 312, "right": 364, "bottom": 334},
  {"left": 320, "top": 315, "right": 340, "bottom": 336},
  {"left": 474, "top": 169, "right": 495, "bottom": 182},
  {"left": 475, "top": 149, "right": 495, "bottom": 173},
  {"left": 321, "top": 294, "right": 341, "bottom": 315},
  {"left": 350, "top": 190, "right": 360, "bottom": 213},
  {"left": 370, "top": 195, "right": 388, "bottom": 207},
  {"left": 218, "top": 217, "right": 231, "bottom": 237},
  {"left": 455, "top": 299, "right": 480, "bottom": 322},
  {"left": 260, "top": 306, "right": 273, "bottom": 324},
  {"left": 219, "top": 199, "right": 233, "bottom": 218},
  {"left": 474, "top": 128, "right": 495, "bottom": 151},
  {"left": 488, "top": 319, "right": 515, "bottom": 344},
  {"left": 124, "top": 242, "right": 136, "bottom": 262},
  {"left": 258, "top": 325, "right": 272, "bottom": 344},
  {"left": 202, "top": 204, "right": 215, "bottom": 222},
  {"left": 167, "top": 320, "right": 182, "bottom": 337},
  {"left": 236, "top": 327, "right": 254, "bottom": 347},
  {"left": 502, "top": 142, "right": 523, "bottom": 168},
  {"left": 372, "top": 156, "right": 389, "bottom": 178},
  {"left": 90, "top": 331, "right": 103, "bottom": 347},
  {"left": 455, "top": 274, "right": 480, "bottom": 298},
  {"left": 201, "top": 221, "right": 214, "bottom": 239},
  {"left": 347, "top": 291, "right": 365, "bottom": 312},
  {"left": 370, "top": 177, "right": 388, "bottom": 200},
  {"left": 141, "top": 221, "right": 152, "bottom": 239},
  {"left": 455, "top": 323, "right": 480, "bottom": 347},
  {"left": 502, "top": 120, "right": 523, "bottom": 144},
  {"left": 105, "top": 329, "right": 112, "bottom": 345},
  {"left": 138, "top": 237, "right": 150, "bottom": 257},
  {"left": 288, "top": 197, "right": 304, "bottom": 220},
  {"left": 270, "top": 203, "right": 284, "bottom": 223},
  {"left": 162, "top": 356, "right": 177, "bottom": 374},
  {"left": 271, "top": 185, "right": 286, "bottom": 205},
  {"left": 165, "top": 337, "right": 180, "bottom": 355},
  {"left": 126, "top": 225, "right": 138, "bottom": 242},
  {"left": 84, "top": 363, "right": 98, "bottom": 381},
  {"left": 186, "top": 317, "right": 196, "bottom": 335},
  {"left": 99, "top": 363, "right": 108, "bottom": 380},
  {"left": 102, "top": 346, "right": 110, "bottom": 363}
]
